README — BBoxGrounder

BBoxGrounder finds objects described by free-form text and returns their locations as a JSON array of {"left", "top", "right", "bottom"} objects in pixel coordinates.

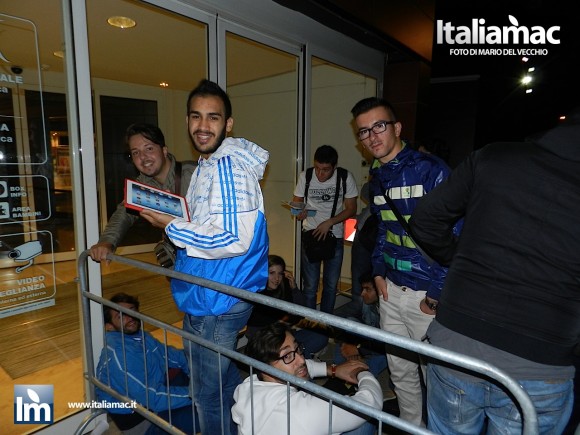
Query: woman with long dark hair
[{"left": 246, "top": 255, "right": 329, "bottom": 358}]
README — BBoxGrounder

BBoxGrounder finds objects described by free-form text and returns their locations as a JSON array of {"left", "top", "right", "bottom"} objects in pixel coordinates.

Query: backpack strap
[
  {"left": 337, "top": 167, "right": 347, "bottom": 199},
  {"left": 382, "top": 189, "right": 435, "bottom": 265},
  {"left": 304, "top": 167, "right": 314, "bottom": 202},
  {"left": 304, "top": 166, "right": 347, "bottom": 219},
  {"left": 329, "top": 168, "right": 342, "bottom": 219}
]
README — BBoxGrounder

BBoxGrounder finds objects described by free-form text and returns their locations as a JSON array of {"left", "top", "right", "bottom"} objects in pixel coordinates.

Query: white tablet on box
[{"left": 125, "top": 179, "right": 190, "bottom": 220}]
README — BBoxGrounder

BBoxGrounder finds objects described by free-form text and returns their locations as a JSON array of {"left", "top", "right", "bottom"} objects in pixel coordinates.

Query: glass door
[
  {"left": 0, "top": 2, "right": 84, "bottom": 432},
  {"left": 222, "top": 24, "right": 301, "bottom": 271},
  {"left": 309, "top": 57, "right": 377, "bottom": 287}
]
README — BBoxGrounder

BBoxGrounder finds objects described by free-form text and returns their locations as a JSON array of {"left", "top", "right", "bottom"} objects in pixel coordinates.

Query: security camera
[
  {"left": 11, "top": 66, "right": 23, "bottom": 75},
  {"left": 9, "top": 240, "right": 42, "bottom": 272}
]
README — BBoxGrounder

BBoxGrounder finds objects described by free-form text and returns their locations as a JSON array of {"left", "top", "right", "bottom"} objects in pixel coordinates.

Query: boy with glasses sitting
[{"left": 232, "top": 323, "right": 382, "bottom": 435}]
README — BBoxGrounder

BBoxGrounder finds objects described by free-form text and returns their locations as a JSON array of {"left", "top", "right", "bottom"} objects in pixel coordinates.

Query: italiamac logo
[
  {"left": 436, "top": 15, "right": 560, "bottom": 45},
  {"left": 14, "top": 385, "right": 54, "bottom": 424}
]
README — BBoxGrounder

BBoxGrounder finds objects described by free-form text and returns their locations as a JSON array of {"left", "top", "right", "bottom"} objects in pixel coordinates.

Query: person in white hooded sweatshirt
[{"left": 232, "top": 323, "right": 382, "bottom": 435}]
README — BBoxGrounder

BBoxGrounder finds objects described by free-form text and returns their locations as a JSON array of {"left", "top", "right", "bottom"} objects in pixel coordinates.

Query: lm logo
[{"left": 14, "top": 385, "right": 53, "bottom": 424}]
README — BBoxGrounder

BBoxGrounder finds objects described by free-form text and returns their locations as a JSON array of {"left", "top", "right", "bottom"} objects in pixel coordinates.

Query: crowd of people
[{"left": 90, "top": 80, "right": 580, "bottom": 434}]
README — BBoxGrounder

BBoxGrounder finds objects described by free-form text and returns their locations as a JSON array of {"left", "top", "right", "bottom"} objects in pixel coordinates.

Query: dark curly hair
[
  {"left": 103, "top": 292, "right": 140, "bottom": 324},
  {"left": 245, "top": 323, "right": 291, "bottom": 378}
]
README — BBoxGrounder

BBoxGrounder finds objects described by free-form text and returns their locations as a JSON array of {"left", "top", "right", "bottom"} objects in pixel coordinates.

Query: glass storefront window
[
  {"left": 226, "top": 31, "right": 299, "bottom": 267},
  {"left": 0, "top": 2, "right": 84, "bottom": 432},
  {"left": 0, "top": 1, "right": 382, "bottom": 432},
  {"left": 87, "top": 0, "right": 208, "bottom": 254},
  {"left": 0, "top": 1, "right": 209, "bottom": 432}
]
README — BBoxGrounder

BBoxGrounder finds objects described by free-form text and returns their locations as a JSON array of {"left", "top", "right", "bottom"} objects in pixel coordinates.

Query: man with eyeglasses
[
  {"left": 232, "top": 323, "right": 382, "bottom": 435},
  {"left": 351, "top": 97, "right": 455, "bottom": 427}
]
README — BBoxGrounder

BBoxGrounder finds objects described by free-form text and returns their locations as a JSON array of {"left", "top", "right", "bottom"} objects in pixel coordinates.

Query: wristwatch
[{"left": 424, "top": 297, "right": 438, "bottom": 311}]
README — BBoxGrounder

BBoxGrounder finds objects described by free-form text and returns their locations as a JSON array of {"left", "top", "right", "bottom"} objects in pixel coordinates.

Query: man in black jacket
[{"left": 409, "top": 110, "right": 580, "bottom": 435}]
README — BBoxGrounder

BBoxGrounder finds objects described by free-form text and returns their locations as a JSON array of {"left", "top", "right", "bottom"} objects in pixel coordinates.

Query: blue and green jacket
[{"left": 369, "top": 143, "right": 453, "bottom": 300}]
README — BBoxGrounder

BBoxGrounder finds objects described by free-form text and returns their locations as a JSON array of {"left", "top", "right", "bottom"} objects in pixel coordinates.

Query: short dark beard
[
  {"left": 191, "top": 126, "right": 227, "bottom": 155},
  {"left": 123, "top": 328, "right": 140, "bottom": 335}
]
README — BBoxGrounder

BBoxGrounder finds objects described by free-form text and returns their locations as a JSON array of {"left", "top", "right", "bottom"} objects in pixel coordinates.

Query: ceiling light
[
  {"left": 107, "top": 16, "right": 136, "bottom": 29},
  {"left": 527, "top": 67, "right": 535, "bottom": 72},
  {"left": 521, "top": 75, "right": 532, "bottom": 85},
  {"left": 160, "top": 82, "right": 169, "bottom": 88},
  {"left": 521, "top": 56, "right": 529, "bottom": 62},
  {"left": 560, "top": 115, "right": 566, "bottom": 121},
  {"left": 525, "top": 89, "right": 533, "bottom": 94}
]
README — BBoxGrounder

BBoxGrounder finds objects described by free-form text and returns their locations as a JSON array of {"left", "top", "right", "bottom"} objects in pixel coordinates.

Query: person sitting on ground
[
  {"left": 246, "top": 254, "right": 329, "bottom": 357},
  {"left": 96, "top": 292, "right": 196, "bottom": 434},
  {"left": 340, "top": 181, "right": 374, "bottom": 321},
  {"left": 330, "top": 274, "right": 398, "bottom": 417},
  {"left": 232, "top": 323, "right": 382, "bottom": 435},
  {"left": 333, "top": 274, "right": 388, "bottom": 377}
]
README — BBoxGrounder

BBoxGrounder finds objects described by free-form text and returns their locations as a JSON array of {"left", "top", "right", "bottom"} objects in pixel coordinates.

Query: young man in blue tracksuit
[
  {"left": 96, "top": 293, "right": 195, "bottom": 434},
  {"left": 351, "top": 97, "right": 454, "bottom": 426},
  {"left": 141, "top": 79, "right": 269, "bottom": 435}
]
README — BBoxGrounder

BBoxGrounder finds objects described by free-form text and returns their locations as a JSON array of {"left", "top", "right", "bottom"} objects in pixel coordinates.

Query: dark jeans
[
  {"left": 427, "top": 363, "right": 574, "bottom": 435},
  {"left": 294, "top": 327, "right": 329, "bottom": 357},
  {"left": 146, "top": 406, "right": 199, "bottom": 435},
  {"left": 113, "top": 371, "right": 199, "bottom": 435},
  {"left": 183, "top": 302, "right": 253, "bottom": 435},
  {"left": 344, "top": 235, "right": 373, "bottom": 319},
  {"left": 301, "top": 238, "right": 344, "bottom": 314}
]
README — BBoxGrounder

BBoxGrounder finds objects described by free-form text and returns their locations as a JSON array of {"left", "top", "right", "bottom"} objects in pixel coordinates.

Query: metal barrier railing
[{"left": 75, "top": 250, "right": 538, "bottom": 435}]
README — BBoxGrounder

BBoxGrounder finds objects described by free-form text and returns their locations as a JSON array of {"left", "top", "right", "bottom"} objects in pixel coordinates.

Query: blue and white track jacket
[
  {"left": 166, "top": 137, "right": 270, "bottom": 316},
  {"left": 96, "top": 331, "right": 191, "bottom": 414}
]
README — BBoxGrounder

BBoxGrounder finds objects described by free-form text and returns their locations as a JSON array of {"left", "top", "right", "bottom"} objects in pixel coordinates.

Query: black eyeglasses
[
  {"left": 277, "top": 344, "right": 305, "bottom": 365},
  {"left": 357, "top": 120, "right": 396, "bottom": 140}
]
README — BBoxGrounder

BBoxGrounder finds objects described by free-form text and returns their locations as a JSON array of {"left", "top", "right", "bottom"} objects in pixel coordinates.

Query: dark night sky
[{"left": 430, "top": 0, "right": 579, "bottom": 144}]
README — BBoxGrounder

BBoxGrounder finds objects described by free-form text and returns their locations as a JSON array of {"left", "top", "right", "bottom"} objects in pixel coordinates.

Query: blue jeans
[
  {"left": 427, "top": 363, "right": 574, "bottom": 435},
  {"left": 332, "top": 315, "right": 387, "bottom": 378},
  {"left": 182, "top": 302, "right": 252, "bottom": 435},
  {"left": 145, "top": 371, "right": 199, "bottom": 434},
  {"left": 294, "top": 327, "right": 329, "bottom": 357},
  {"left": 301, "top": 237, "right": 344, "bottom": 314},
  {"left": 146, "top": 406, "right": 199, "bottom": 435},
  {"left": 333, "top": 344, "right": 388, "bottom": 378}
]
